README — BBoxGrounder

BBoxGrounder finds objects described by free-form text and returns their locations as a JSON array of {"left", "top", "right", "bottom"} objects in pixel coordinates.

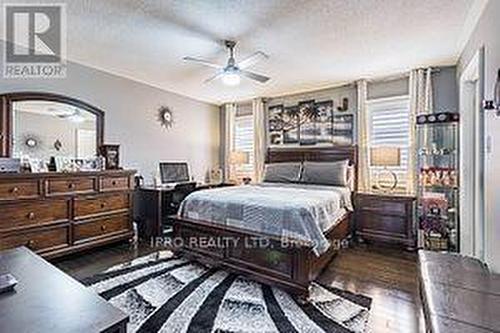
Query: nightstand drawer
[
  {"left": 357, "top": 212, "right": 407, "bottom": 237},
  {"left": 355, "top": 196, "right": 407, "bottom": 216},
  {"left": 355, "top": 193, "right": 416, "bottom": 250}
]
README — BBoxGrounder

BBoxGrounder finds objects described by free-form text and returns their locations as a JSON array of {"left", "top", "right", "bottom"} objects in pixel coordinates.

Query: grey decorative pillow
[
  {"left": 301, "top": 160, "right": 349, "bottom": 186},
  {"left": 262, "top": 162, "right": 302, "bottom": 183}
]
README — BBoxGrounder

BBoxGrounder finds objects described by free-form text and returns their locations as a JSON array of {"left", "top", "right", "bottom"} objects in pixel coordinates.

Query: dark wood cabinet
[
  {"left": 355, "top": 192, "right": 416, "bottom": 250},
  {"left": 0, "top": 170, "right": 135, "bottom": 258}
]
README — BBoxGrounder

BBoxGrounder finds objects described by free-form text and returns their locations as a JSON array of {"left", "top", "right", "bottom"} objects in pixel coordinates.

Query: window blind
[
  {"left": 366, "top": 96, "right": 411, "bottom": 190},
  {"left": 233, "top": 114, "right": 254, "bottom": 179}
]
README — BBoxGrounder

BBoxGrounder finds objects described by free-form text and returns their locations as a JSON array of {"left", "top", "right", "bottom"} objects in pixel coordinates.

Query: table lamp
[
  {"left": 370, "top": 147, "right": 401, "bottom": 192},
  {"left": 228, "top": 150, "right": 249, "bottom": 184}
]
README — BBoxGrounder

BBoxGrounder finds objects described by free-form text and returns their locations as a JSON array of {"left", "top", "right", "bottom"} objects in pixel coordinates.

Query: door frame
[{"left": 459, "top": 47, "right": 485, "bottom": 259}]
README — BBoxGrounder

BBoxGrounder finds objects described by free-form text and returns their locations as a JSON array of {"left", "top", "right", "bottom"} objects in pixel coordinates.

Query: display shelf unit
[{"left": 416, "top": 112, "right": 459, "bottom": 252}]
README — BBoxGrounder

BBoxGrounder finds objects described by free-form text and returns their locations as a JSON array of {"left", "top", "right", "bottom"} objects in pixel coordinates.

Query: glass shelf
[{"left": 416, "top": 114, "right": 459, "bottom": 252}]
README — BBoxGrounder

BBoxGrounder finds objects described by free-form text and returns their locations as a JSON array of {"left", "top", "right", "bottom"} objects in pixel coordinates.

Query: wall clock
[{"left": 157, "top": 106, "right": 174, "bottom": 129}]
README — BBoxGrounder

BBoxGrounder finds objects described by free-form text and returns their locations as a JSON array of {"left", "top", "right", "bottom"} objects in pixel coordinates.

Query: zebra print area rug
[{"left": 82, "top": 251, "right": 371, "bottom": 333}]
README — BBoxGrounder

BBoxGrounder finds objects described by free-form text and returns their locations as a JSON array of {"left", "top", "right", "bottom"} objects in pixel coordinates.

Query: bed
[{"left": 171, "top": 146, "right": 357, "bottom": 298}]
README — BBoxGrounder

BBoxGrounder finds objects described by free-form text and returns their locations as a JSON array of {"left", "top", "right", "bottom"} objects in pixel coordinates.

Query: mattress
[{"left": 178, "top": 182, "right": 353, "bottom": 255}]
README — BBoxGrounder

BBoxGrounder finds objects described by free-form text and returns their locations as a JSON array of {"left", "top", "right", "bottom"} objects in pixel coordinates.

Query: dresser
[
  {"left": 0, "top": 170, "right": 135, "bottom": 258},
  {"left": 355, "top": 192, "right": 416, "bottom": 250}
]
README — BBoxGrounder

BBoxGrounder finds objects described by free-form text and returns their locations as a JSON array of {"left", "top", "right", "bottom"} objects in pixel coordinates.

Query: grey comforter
[{"left": 178, "top": 182, "right": 353, "bottom": 255}]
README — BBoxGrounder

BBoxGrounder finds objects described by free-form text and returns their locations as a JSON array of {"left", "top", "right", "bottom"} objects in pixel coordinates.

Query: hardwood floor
[
  {"left": 54, "top": 242, "right": 424, "bottom": 333},
  {"left": 318, "top": 245, "right": 425, "bottom": 333}
]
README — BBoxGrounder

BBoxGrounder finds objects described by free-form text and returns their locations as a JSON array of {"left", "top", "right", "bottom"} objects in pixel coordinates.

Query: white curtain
[
  {"left": 223, "top": 103, "right": 237, "bottom": 181},
  {"left": 356, "top": 79, "right": 370, "bottom": 192},
  {"left": 408, "top": 68, "right": 433, "bottom": 194},
  {"left": 252, "top": 98, "right": 266, "bottom": 182}
]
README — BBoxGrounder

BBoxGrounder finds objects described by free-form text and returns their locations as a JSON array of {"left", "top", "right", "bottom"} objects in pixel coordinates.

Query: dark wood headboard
[
  {"left": 266, "top": 145, "right": 357, "bottom": 164},
  {"left": 266, "top": 145, "right": 358, "bottom": 190}
]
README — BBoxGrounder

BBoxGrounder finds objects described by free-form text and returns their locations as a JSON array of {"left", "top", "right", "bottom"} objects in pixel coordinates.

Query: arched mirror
[{"left": 0, "top": 93, "right": 104, "bottom": 161}]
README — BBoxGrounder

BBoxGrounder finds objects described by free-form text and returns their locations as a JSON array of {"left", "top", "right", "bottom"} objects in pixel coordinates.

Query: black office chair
[
  {"left": 170, "top": 182, "right": 196, "bottom": 208},
  {"left": 169, "top": 182, "right": 197, "bottom": 213},
  {"left": 162, "top": 182, "right": 197, "bottom": 236}
]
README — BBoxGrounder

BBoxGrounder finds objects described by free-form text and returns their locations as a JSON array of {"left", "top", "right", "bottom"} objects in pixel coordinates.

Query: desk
[{"left": 133, "top": 182, "right": 235, "bottom": 239}]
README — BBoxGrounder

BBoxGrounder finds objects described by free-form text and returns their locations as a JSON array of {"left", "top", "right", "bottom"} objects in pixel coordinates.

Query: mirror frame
[{"left": 0, "top": 92, "right": 104, "bottom": 157}]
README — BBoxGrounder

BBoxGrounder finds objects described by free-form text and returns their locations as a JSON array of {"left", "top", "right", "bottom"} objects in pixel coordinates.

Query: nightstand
[{"left": 355, "top": 192, "right": 417, "bottom": 250}]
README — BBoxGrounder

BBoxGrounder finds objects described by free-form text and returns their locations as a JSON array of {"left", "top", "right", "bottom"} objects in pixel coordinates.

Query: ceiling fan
[{"left": 183, "top": 40, "right": 270, "bottom": 86}]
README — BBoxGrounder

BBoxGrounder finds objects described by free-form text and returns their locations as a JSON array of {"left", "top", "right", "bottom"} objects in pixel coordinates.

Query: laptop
[{"left": 159, "top": 162, "right": 191, "bottom": 187}]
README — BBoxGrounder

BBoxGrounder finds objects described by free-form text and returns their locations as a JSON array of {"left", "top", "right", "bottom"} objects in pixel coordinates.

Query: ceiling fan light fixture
[{"left": 221, "top": 72, "right": 241, "bottom": 86}]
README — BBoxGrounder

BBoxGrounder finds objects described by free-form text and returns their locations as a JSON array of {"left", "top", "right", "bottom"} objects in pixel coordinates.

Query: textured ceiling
[{"left": 2, "top": 0, "right": 482, "bottom": 104}]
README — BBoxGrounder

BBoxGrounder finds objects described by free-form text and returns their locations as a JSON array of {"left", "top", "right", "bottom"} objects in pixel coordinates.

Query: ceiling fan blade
[
  {"left": 237, "top": 51, "right": 269, "bottom": 69},
  {"left": 240, "top": 70, "right": 270, "bottom": 83},
  {"left": 204, "top": 71, "right": 224, "bottom": 83},
  {"left": 183, "top": 56, "right": 223, "bottom": 69}
]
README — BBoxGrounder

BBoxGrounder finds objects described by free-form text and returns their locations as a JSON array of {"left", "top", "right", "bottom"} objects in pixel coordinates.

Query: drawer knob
[
  {"left": 26, "top": 240, "right": 35, "bottom": 248},
  {"left": 101, "top": 225, "right": 107, "bottom": 231},
  {"left": 11, "top": 187, "right": 19, "bottom": 194},
  {"left": 68, "top": 183, "right": 75, "bottom": 189},
  {"left": 100, "top": 203, "right": 106, "bottom": 209},
  {"left": 27, "top": 212, "right": 36, "bottom": 220}
]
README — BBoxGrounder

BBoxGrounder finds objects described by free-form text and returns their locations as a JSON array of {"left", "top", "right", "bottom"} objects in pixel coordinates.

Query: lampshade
[
  {"left": 370, "top": 147, "right": 401, "bottom": 167},
  {"left": 229, "top": 151, "right": 249, "bottom": 165}
]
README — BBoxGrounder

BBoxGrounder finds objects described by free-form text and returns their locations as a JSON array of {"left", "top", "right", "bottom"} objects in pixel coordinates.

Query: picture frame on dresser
[{"left": 99, "top": 144, "right": 120, "bottom": 170}]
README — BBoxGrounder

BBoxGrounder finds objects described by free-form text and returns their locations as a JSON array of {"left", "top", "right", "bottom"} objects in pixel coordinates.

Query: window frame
[
  {"left": 232, "top": 112, "right": 254, "bottom": 179},
  {"left": 365, "top": 95, "right": 411, "bottom": 191}
]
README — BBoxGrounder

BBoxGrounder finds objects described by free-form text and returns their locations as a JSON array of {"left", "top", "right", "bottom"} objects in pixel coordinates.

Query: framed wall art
[
  {"left": 314, "top": 100, "right": 334, "bottom": 144},
  {"left": 268, "top": 104, "right": 284, "bottom": 145},
  {"left": 298, "top": 100, "right": 317, "bottom": 145},
  {"left": 332, "top": 114, "right": 354, "bottom": 145}
]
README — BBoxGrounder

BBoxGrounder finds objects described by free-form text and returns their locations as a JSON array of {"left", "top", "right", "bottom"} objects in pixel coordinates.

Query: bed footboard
[{"left": 171, "top": 212, "right": 351, "bottom": 297}]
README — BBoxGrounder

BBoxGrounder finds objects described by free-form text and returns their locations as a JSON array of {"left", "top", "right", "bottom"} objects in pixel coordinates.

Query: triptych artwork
[{"left": 268, "top": 100, "right": 353, "bottom": 146}]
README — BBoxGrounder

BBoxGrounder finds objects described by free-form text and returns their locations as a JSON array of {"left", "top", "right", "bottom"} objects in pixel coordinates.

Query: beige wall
[
  {"left": 458, "top": 0, "right": 500, "bottom": 272},
  {"left": 0, "top": 41, "right": 221, "bottom": 184}
]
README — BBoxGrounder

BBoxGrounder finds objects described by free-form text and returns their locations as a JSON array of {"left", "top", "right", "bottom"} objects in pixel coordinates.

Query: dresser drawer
[
  {"left": 73, "top": 214, "right": 130, "bottom": 243},
  {"left": 0, "top": 180, "right": 40, "bottom": 201},
  {"left": 356, "top": 196, "right": 407, "bottom": 216},
  {"left": 0, "top": 199, "right": 70, "bottom": 231},
  {"left": 46, "top": 177, "right": 97, "bottom": 196},
  {"left": 74, "top": 193, "right": 129, "bottom": 220},
  {"left": 100, "top": 176, "right": 130, "bottom": 192},
  {"left": 0, "top": 226, "right": 70, "bottom": 252}
]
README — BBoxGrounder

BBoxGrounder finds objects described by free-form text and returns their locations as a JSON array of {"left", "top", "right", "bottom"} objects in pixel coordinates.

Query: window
[
  {"left": 233, "top": 112, "right": 254, "bottom": 180},
  {"left": 366, "top": 95, "right": 411, "bottom": 191}
]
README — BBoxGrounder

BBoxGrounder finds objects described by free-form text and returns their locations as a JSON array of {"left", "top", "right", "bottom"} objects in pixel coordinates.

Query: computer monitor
[{"left": 159, "top": 162, "right": 190, "bottom": 184}]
